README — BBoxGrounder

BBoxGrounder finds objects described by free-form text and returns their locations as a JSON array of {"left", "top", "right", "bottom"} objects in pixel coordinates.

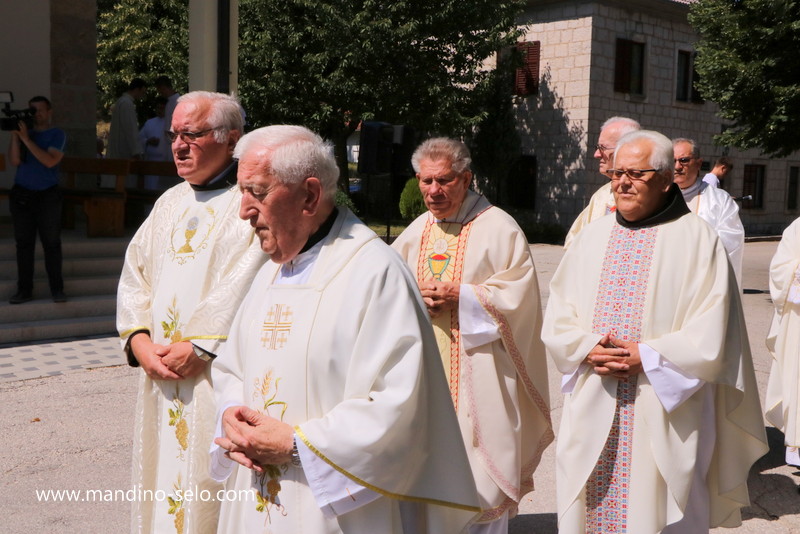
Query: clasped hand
[
  {"left": 214, "top": 406, "right": 294, "bottom": 472},
  {"left": 585, "top": 334, "right": 642, "bottom": 378},
  {"left": 418, "top": 279, "right": 460, "bottom": 318},
  {"left": 131, "top": 336, "right": 207, "bottom": 380}
]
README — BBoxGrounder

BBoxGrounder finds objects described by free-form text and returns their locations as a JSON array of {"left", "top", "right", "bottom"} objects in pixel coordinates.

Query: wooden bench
[
  {"left": 61, "top": 156, "right": 130, "bottom": 237},
  {"left": 125, "top": 160, "right": 181, "bottom": 227}
]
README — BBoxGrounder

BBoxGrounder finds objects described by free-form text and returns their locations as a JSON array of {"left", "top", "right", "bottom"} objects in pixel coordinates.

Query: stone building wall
[
  {"left": 518, "top": 0, "right": 800, "bottom": 235},
  {"left": 51, "top": 0, "right": 97, "bottom": 159}
]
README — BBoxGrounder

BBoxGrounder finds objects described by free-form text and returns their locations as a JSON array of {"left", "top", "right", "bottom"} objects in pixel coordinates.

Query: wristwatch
[
  {"left": 290, "top": 438, "right": 302, "bottom": 467},
  {"left": 192, "top": 344, "right": 215, "bottom": 362}
]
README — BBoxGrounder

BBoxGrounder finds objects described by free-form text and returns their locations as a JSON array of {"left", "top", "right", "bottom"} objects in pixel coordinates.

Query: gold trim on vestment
[{"left": 294, "top": 427, "right": 481, "bottom": 513}]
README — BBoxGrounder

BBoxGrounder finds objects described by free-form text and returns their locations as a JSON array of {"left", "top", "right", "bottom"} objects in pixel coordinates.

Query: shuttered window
[{"left": 514, "top": 41, "right": 540, "bottom": 96}]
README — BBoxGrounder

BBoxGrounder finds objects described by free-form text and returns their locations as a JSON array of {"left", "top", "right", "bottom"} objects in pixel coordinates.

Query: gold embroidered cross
[{"left": 261, "top": 304, "right": 293, "bottom": 350}]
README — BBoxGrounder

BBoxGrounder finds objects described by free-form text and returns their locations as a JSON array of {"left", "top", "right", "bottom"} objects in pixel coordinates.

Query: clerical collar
[
  {"left": 679, "top": 177, "right": 703, "bottom": 204},
  {"left": 434, "top": 191, "right": 484, "bottom": 225},
  {"left": 300, "top": 207, "right": 338, "bottom": 254},
  {"left": 189, "top": 161, "right": 237, "bottom": 191},
  {"left": 615, "top": 183, "right": 690, "bottom": 229}
]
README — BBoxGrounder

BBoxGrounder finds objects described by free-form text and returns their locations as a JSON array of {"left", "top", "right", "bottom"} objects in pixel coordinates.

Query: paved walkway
[
  {"left": 2, "top": 240, "right": 799, "bottom": 533},
  {"left": 0, "top": 335, "right": 125, "bottom": 382}
]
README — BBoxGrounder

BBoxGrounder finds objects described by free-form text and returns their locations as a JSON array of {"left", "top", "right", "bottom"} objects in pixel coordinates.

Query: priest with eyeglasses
[{"left": 542, "top": 130, "right": 767, "bottom": 534}]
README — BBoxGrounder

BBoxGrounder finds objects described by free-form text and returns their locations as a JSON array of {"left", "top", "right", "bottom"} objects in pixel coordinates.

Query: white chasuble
[
  {"left": 564, "top": 182, "right": 615, "bottom": 249},
  {"left": 212, "top": 208, "right": 481, "bottom": 534},
  {"left": 117, "top": 179, "right": 265, "bottom": 534},
  {"left": 543, "top": 212, "right": 767, "bottom": 533},
  {"left": 392, "top": 191, "right": 553, "bottom": 522},
  {"left": 765, "top": 217, "right": 800, "bottom": 462},
  {"left": 686, "top": 182, "right": 745, "bottom": 289}
]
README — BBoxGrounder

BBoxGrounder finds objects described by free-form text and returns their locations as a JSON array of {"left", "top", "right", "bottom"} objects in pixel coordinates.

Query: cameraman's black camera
[{"left": 0, "top": 91, "right": 35, "bottom": 132}]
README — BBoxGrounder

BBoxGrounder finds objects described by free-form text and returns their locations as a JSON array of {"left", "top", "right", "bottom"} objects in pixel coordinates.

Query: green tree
[
  {"left": 97, "top": 0, "right": 189, "bottom": 122},
  {"left": 238, "top": 0, "right": 525, "bottom": 186},
  {"left": 689, "top": 0, "right": 800, "bottom": 157}
]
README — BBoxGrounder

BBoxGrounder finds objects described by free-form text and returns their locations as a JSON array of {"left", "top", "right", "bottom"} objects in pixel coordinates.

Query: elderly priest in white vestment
[
  {"left": 209, "top": 125, "right": 481, "bottom": 533},
  {"left": 392, "top": 137, "right": 553, "bottom": 534},
  {"left": 765, "top": 216, "right": 800, "bottom": 468},
  {"left": 117, "top": 91, "right": 266, "bottom": 533},
  {"left": 542, "top": 130, "right": 767, "bottom": 533},
  {"left": 564, "top": 116, "right": 641, "bottom": 249}
]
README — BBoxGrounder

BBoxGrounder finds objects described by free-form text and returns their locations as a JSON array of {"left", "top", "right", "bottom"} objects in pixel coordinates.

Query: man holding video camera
[{"left": 6, "top": 95, "right": 66, "bottom": 304}]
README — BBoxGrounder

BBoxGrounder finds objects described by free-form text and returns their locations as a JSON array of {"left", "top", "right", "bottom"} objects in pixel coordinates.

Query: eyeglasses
[
  {"left": 674, "top": 156, "right": 694, "bottom": 165},
  {"left": 166, "top": 128, "right": 220, "bottom": 143},
  {"left": 606, "top": 168, "right": 658, "bottom": 182},
  {"left": 596, "top": 144, "right": 614, "bottom": 153}
]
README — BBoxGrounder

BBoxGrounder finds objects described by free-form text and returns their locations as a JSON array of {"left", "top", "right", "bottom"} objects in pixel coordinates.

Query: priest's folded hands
[
  {"left": 585, "top": 334, "right": 643, "bottom": 378},
  {"left": 418, "top": 279, "right": 460, "bottom": 317},
  {"left": 215, "top": 405, "right": 294, "bottom": 471}
]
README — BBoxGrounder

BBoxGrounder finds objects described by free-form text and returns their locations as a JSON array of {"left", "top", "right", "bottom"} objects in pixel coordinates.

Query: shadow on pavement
[
  {"left": 741, "top": 427, "right": 800, "bottom": 522},
  {"left": 510, "top": 512, "right": 557, "bottom": 533}
]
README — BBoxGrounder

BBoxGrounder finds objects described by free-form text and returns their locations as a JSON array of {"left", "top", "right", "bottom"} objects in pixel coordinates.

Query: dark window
[
  {"left": 676, "top": 50, "right": 704, "bottom": 103},
  {"left": 788, "top": 167, "right": 799, "bottom": 211},
  {"left": 614, "top": 38, "right": 645, "bottom": 96},
  {"left": 742, "top": 164, "right": 765, "bottom": 209},
  {"left": 514, "top": 41, "right": 540, "bottom": 96}
]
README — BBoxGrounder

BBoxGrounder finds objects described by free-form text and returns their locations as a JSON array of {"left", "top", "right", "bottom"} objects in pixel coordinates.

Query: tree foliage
[
  {"left": 96, "top": 0, "right": 524, "bottom": 191},
  {"left": 689, "top": 0, "right": 800, "bottom": 157},
  {"left": 97, "top": 0, "right": 189, "bottom": 121},
  {"left": 238, "top": 0, "right": 523, "bottom": 135}
]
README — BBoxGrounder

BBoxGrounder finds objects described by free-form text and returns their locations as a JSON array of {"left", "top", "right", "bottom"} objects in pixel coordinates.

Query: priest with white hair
[{"left": 210, "top": 125, "right": 481, "bottom": 533}]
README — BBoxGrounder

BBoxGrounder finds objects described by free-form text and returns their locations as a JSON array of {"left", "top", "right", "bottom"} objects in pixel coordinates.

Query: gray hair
[
  {"left": 411, "top": 137, "right": 472, "bottom": 174},
  {"left": 672, "top": 137, "right": 700, "bottom": 159},
  {"left": 234, "top": 125, "right": 339, "bottom": 201},
  {"left": 601, "top": 116, "right": 641, "bottom": 136},
  {"left": 615, "top": 130, "right": 675, "bottom": 176},
  {"left": 176, "top": 91, "right": 244, "bottom": 143}
]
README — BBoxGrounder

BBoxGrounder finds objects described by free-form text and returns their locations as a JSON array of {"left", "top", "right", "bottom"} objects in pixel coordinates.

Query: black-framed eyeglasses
[
  {"left": 166, "top": 128, "right": 220, "bottom": 143},
  {"left": 674, "top": 156, "right": 694, "bottom": 165},
  {"left": 606, "top": 168, "right": 658, "bottom": 182},
  {"left": 596, "top": 144, "right": 614, "bottom": 153}
]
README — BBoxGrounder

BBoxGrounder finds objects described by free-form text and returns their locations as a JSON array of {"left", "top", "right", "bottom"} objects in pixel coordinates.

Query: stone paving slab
[
  {"left": 1, "top": 241, "right": 799, "bottom": 533},
  {"left": 0, "top": 335, "right": 125, "bottom": 382}
]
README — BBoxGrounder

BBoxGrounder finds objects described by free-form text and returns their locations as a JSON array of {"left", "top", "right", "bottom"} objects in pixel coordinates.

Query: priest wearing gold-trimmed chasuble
[
  {"left": 391, "top": 138, "right": 553, "bottom": 534},
  {"left": 542, "top": 130, "right": 767, "bottom": 533},
  {"left": 765, "top": 216, "right": 800, "bottom": 467},
  {"left": 564, "top": 117, "right": 641, "bottom": 249},
  {"left": 210, "top": 125, "right": 481, "bottom": 533},
  {"left": 117, "top": 92, "right": 266, "bottom": 533}
]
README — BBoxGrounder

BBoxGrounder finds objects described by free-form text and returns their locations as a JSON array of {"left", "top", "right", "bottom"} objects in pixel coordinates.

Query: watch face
[{"left": 193, "top": 345, "right": 212, "bottom": 361}]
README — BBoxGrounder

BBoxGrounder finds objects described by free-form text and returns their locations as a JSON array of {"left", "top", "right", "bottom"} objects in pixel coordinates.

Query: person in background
[
  {"left": 154, "top": 76, "right": 180, "bottom": 160},
  {"left": 702, "top": 155, "right": 733, "bottom": 188},
  {"left": 107, "top": 77, "right": 146, "bottom": 159},
  {"left": 137, "top": 96, "right": 167, "bottom": 190},
  {"left": 564, "top": 116, "right": 641, "bottom": 248},
  {"left": 7, "top": 95, "right": 66, "bottom": 304},
  {"left": 765, "top": 216, "right": 800, "bottom": 469}
]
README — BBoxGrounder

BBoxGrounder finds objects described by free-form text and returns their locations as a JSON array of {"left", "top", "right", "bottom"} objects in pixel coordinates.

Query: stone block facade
[{"left": 518, "top": 0, "right": 800, "bottom": 235}]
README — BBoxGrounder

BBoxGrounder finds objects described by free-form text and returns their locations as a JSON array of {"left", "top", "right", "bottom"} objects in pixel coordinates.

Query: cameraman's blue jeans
[{"left": 10, "top": 184, "right": 64, "bottom": 295}]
